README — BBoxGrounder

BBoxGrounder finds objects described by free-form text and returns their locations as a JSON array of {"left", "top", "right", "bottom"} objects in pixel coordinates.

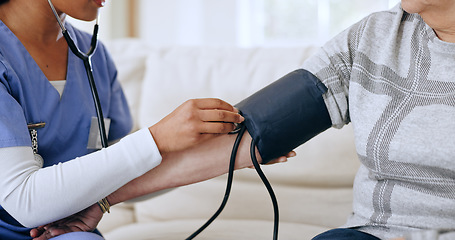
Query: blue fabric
[
  {"left": 312, "top": 228, "right": 381, "bottom": 240},
  {"left": 0, "top": 20, "right": 132, "bottom": 239},
  {"left": 50, "top": 232, "right": 104, "bottom": 240},
  {"left": 50, "top": 229, "right": 104, "bottom": 240}
]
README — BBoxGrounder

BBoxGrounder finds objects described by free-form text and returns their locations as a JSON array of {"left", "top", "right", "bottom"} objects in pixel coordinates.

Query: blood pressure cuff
[{"left": 235, "top": 69, "right": 332, "bottom": 164}]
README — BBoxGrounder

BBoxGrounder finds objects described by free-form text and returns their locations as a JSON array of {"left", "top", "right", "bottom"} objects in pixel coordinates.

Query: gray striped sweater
[{"left": 303, "top": 4, "right": 455, "bottom": 239}]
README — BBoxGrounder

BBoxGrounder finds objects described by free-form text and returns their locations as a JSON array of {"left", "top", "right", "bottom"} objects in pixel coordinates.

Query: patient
[{"left": 304, "top": 1, "right": 455, "bottom": 239}]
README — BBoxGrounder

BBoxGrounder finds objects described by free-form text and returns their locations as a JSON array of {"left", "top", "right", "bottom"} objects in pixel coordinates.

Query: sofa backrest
[{"left": 106, "top": 39, "right": 359, "bottom": 189}]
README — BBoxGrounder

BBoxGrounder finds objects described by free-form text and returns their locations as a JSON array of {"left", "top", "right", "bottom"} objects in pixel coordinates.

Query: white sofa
[{"left": 97, "top": 39, "right": 360, "bottom": 240}]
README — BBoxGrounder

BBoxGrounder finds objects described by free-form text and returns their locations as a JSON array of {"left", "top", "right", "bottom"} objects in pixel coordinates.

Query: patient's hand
[
  {"left": 30, "top": 204, "right": 102, "bottom": 240},
  {"left": 149, "top": 98, "right": 244, "bottom": 154},
  {"left": 249, "top": 151, "right": 296, "bottom": 168},
  {"left": 270, "top": 151, "right": 296, "bottom": 164}
]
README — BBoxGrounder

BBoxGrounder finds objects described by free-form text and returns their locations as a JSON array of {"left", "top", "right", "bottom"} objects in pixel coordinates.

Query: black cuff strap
[{"left": 235, "top": 69, "right": 332, "bottom": 164}]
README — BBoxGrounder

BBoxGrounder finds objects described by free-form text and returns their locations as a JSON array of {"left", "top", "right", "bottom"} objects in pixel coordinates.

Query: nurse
[{"left": 0, "top": 0, "right": 290, "bottom": 239}]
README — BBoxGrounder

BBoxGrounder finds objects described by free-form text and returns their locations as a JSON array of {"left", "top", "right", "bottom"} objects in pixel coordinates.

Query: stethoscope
[
  {"left": 47, "top": 0, "right": 109, "bottom": 149},
  {"left": 185, "top": 124, "right": 279, "bottom": 240},
  {"left": 47, "top": 1, "right": 279, "bottom": 239}
]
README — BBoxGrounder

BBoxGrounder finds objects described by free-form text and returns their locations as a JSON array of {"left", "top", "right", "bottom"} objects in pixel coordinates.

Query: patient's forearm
[{"left": 107, "top": 132, "right": 256, "bottom": 205}]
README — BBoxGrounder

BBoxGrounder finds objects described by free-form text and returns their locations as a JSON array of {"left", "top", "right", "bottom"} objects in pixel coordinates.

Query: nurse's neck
[
  {"left": 0, "top": 0, "right": 69, "bottom": 81},
  {"left": 0, "top": 0, "right": 64, "bottom": 45}
]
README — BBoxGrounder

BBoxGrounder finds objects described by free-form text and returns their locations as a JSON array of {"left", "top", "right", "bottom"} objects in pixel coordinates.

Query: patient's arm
[
  {"left": 30, "top": 131, "right": 293, "bottom": 239},
  {"left": 107, "top": 131, "right": 259, "bottom": 205}
]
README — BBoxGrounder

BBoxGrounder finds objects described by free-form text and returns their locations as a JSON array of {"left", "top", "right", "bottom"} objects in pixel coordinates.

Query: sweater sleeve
[
  {"left": 302, "top": 14, "right": 368, "bottom": 128},
  {"left": 0, "top": 128, "right": 161, "bottom": 228}
]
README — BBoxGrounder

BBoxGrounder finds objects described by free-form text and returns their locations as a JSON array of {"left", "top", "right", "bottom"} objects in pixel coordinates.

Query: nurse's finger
[
  {"left": 199, "top": 122, "right": 237, "bottom": 134},
  {"left": 31, "top": 229, "right": 55, "bottom": 240},
  {"left": 194, "top": 98, "right": 238, "bottom": 112},
  {"left": 199, "top": 109, "right": 244, "bottom": 123},
  {"left": 30, "top": 227, "right": 45, "bottom": 238}
]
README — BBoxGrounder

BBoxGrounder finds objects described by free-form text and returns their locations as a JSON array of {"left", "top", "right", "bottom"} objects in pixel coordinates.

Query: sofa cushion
[
  {"left": 105, "top": 39, "right": 152, "bottom": 131},
  {"left": 234, "top": 125, "right": 359, "bottom": 188},
  {"left": 97, "top": 202, "right": 136, "bottom": 234},
  {"left": 133, "top": 177, "right": 353, "bottom": 228},
  {"left": 103, "top": 219, "right": 329, "bottom": 240}
]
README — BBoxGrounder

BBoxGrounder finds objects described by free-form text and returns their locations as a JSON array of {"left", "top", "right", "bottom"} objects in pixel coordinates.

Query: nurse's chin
[{"left": 68, "top": 9, "right": 100, "bottom": 22}]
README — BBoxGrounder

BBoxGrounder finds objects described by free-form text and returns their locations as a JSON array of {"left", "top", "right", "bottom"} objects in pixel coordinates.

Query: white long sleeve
[{"left": 0, "top": 128, "right": 162, "bottom": 228}]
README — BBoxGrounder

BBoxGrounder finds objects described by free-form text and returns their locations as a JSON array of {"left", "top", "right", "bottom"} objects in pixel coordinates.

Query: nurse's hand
[
  {"left": 149, "top": 98, "right": 244, "bottom": 154},
  {"left": 30, "top": 204, "right": 102, "bottom": 240}
]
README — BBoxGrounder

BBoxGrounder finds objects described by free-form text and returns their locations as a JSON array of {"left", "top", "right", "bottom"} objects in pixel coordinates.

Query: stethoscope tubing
[
  {"left": 186, "top": 124, "right": 280, "bottom": 240},
  {"left": 65, "top": 27, "right": 109, "bottom": 148},
  {"left": 48, "top": 0, "right": 108, "bottom": 148},
  {"left": 185, "top": 125, "right": 247, "bottom": 240},
  {"left": 250, "top": 139, "right": 279, "bottom": 240}
]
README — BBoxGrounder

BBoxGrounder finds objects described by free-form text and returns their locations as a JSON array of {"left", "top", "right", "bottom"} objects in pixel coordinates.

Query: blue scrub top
[{"left": 0, "top": 20, "right": 133, "bottom": 239}]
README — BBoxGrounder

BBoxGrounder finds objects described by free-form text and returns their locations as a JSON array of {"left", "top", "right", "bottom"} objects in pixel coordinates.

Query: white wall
[
  {"left": 135, "top": 0, "right": 400, "bottom": 47},
  {"left": 136, "top": 0, "right": 245, "bottom": 47},
  {"left": 68, "top": 0, "right": 401, "bottom": 47}
]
